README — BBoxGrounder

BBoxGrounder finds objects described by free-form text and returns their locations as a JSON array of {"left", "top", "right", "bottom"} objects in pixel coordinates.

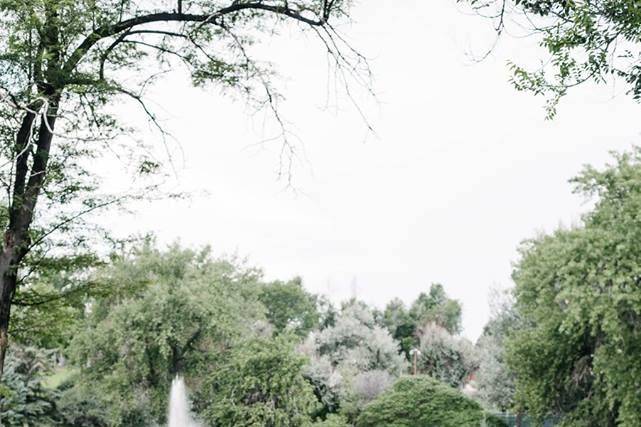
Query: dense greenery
[
  {"left": 67, "top": 244, "right": 269, "bottom": 424},
  {"left": 199, "top": 336, "right": 318, "bottom": 426},
  {"left": 258, "top": 278, "right": 320, "bottom": 337},
  {"left": 302, "top": 300, "right": 406, "bottom": 422},
  {"left": 4, "top": 1, "right": 641, "bottom": 426},
  {"left": 507, "top": 149, "right": 641, "bottom": 425},
  {"left": 0, "top": 346, "right": 59, "bottom": 425},
  {"left": 381, "top": 283, "right": 462, "bottom": 357},
  {"left": 355, "top": 376, "right": 485, "bottom": 427},
  {"left": 416, "top": 323, "right": 478, "bottom": 388},
  {"left": 0, "top": 239, "right": 482, "bottom": 425}
]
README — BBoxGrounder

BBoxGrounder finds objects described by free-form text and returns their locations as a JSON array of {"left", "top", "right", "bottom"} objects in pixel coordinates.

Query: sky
[{"left": 102, "top": 1, "right": 641, "bottom": 340}]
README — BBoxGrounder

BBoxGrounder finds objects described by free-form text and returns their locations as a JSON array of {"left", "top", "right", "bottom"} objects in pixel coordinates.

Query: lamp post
[{"left": 409, "top": 348, "right": 421, "bottom": 376}]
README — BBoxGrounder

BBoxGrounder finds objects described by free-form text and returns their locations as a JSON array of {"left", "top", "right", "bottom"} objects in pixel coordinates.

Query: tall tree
[
  {"left": 508, "top": 148, "right": 641, "bottom": 425},
  {"left": 475, "top": 289, "right": 519, "bottom": 412},
  {"left": 66, "top": 242, "right": 268, "bottom": 424},
  {"left": 0, "top": 0, "right": 365, "bottom": 374},
  {"left": 382, "top": 283, "right": 463, "bottom": 359},
  {"left": 257, "top": 277, "right": 320, "bottom": 337},
  {"left": 461, "top": 0, "right": 641, "bottom": 117}
]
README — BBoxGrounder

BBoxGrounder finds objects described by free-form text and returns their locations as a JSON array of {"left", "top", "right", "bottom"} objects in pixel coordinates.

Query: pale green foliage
[
  {"left": 508, "top": 148, "right": 641, "bottom": 424},
  {"left": 416, "top": 323, "right": 478, "bottom": 388},
  {"left": 337, "top": 370, "right": 395, "bottom": 422},
  {"left": 306, "top": 301, "right": 406, "bottom": 374},
  {"left": 475, "top": 289, "right": 518, "bottom": 411},
  {"left": 475, "top": 334, "right": 514, "bottom": 411},
  {"left": 311, "top": 414, "right": 350, "bottom": 427},
  {"left": 301, "top": 301, "right": 406, "bottom": 421},
  {"left": 65, "top": 242, "right": 267, "bottom": 425},
  {"left": 198, "top": 335, "right": 319, "bottom": 427}
]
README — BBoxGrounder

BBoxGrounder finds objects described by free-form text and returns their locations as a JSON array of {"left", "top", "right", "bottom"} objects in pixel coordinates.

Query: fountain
[{"left": 168, "top": 377, "right": 201, "bottom": 427}]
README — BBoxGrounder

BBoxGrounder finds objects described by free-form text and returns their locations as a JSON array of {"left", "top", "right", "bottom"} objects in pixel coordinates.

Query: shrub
[
  {"left": 312, "top": 414, "right": 351, "bottom": 426},
  {"left": 356, "top": 375, "right": 484, "bottom": 427},
  {"left": 199, "top": 336, "right": 318, "bottom": 426},
  {"left": 0, "top": 346, "right": 60, "bottom": 426},
  {"left": 417, "top": 323, "right": 478, "bottom": 388}
]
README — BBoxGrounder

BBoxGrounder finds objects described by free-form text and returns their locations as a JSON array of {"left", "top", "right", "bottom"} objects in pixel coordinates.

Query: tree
[
  {"left": 258, "top": 277, "right": 320, "bottom": 337},
  {"left": 355, "top": 375, "right": 486, "bottom": 427},
  {"left": 301, "top": 300, "right": 406, "bottom": 420},
  {"left": 66, "top": 243, "right": 267, "bottom": 424},
  {"left": 416, "top": 323, "right": 478, "bottom": 389},
  {"left": 380, "top": 298, "right": 415, "bottom": 357},
  {"left": 507, "top": 148, "right": 641, "bottom": 425},
  {"left": 461, "top": 0, "right": 641, "bottom": 117},
  {"left": 0, "top": 0, "right": 366, "bottom": 374},
  {"left": 0, "top": 345, "right": 60, "bottom": 426},
  {"left": 474, "top": 288, "right": 519, "bottom": 412},
  {"left": 409, "top": 284, "right": 462, "bottom": 335},
  {"left": 381, "top": 284, "right": 463, "bottom": 359},
  {"left": 198, "top": 335, "right": 319, "bottom": 427}
]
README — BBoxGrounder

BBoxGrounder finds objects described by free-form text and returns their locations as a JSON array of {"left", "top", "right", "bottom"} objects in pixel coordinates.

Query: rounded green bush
[{"left": 356, "top": 375, "right": 484, "bottom": 427}]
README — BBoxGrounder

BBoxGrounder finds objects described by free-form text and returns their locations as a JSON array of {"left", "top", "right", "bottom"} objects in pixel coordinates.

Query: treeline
[
  {"left": 1, "top": 238, "right": 497, "bottom": 426},
  {"left": 5, "top": 148, "right": 641, "bottom": 426}
]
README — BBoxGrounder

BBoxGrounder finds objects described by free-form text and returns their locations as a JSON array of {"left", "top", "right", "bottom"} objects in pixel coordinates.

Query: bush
[
  {"left": 484, "top": 413, "right": 509, "bottom": 427},
  {"left": 0, "top": 346, "right": 60, "bottom": 426},
  {"left": 312, "top": 414, "right": 351, "bottom": 426},
  {"left": 356, "top": 375, "right": 484, "bottom": 427},
  {"left": 198, "top": 336, "right": 318, "bottom": 426}
]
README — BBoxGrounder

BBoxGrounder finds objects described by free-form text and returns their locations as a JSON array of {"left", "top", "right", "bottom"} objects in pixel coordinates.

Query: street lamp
[{"left": 409, "top": 348, "right": 421, "bottom": 375}]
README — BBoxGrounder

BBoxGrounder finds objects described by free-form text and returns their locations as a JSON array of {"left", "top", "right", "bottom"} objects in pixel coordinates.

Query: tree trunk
[
  {"left": 0, "top": 99, "right": 58, "bottom": 376},
  {"left": 0, "top": 263, "right": 18, "bottom": 375}
]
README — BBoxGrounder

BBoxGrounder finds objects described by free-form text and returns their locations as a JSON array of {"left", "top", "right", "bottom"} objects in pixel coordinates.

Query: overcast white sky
[{"left": 103, "top": 1, "right": 641, "bottom": 340}]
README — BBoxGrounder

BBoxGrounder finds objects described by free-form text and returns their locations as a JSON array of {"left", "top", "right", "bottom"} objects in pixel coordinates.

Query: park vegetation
[{"left": 2, "top": 0, "right": 641, "bottom": 426}]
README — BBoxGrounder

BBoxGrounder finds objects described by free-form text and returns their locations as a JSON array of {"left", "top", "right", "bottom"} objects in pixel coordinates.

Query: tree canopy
[
  {"left": 507, "top": 148, "right": 641, "bottom": 425},
  {"left": 0, "top": 0, "right": 366, "bottom": 374},
  {"left": 381, "top": 283, "right": 463, "bottom": 358}
]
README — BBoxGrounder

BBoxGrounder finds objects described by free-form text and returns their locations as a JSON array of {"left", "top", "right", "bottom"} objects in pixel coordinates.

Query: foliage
[
  {"left": 56, "top": 377, "right": 111, "bottom": 427},
  {"left": 66, "top": 243, "right": 267, "bottom": 425},
  {"left": 312, "top": 414, "right": 350, "bottom": 427},
  {"left": 416, "top": 323, "right": 478, "bottom": 388},
  {"left": 355, "top": 375, "right": 485, "bottom": 427},
  {"left": 380, "top": 298, "right": 416, "bottom": 357},
  {"left": 10, "top": 252, "right": 103, "bottom": 350},
  {"left": 0, "top": 345, "right": 59, "bottom": 426},
  {"left": 475, "top": 289, "right": 519, "bottom": 411},
  {"left": 301, "top": 300, "right": 406, "bottom": 420},
  {"left": 337, "top": 370, "right": 395, "bottom": 422},
  {"left": 461, "top": 0, "right": 641, "bottom": 117},
  {"left": 258, "top": 277, "right": 320, "bottom": 337},
  {"left": 310, "top": 301, "right": 406, "bottom": 374},
  {"left": 484, "top": 413, "right": 509, "bottom": 427},
  {"left": 198, "top": 335, "right": 318, "bottom": 427},
  {"left": 507, "top": 148, "right": 641, "bottom": 425},
  {"left": 0, "top": 0, "right": 366, "bottom": 375},
  {"left": 381, "top": 284, "right": 462, "bottom": 358},
  {"left": 410, "top": 284, "right": 462, "bottom": 334}
]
